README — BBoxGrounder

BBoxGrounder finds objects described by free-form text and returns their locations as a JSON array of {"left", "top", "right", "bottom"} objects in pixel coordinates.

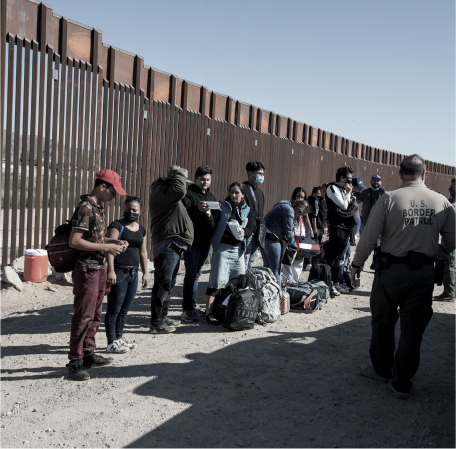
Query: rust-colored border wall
[{"left": 1, "top": 0, "right": 454, "bottom": 266}]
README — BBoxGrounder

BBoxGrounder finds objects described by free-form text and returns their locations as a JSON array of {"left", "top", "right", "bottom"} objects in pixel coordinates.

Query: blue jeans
[
  {"left": 244, "top": 234, "right": 260, "bottom": 270},
  {"left": 105, "top": 266, "right": 138, "bottom": 344},
  {"left": 182, "top": 242, "right": 211, "bottom": 312},
  {"left": 260, "top": 239, "right": 282, "bottom": 285},
  {"left": 208, "top": 243, "right": 245, "bottom": 289},
  {"left": 151, "top": 247, "right": 181, "bottom": 327},
  {"left": 337, "top": 241, "right": 352, "bottom": 284}
]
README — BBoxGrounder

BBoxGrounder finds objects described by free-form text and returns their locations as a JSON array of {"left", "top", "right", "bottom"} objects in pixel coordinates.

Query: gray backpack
[{"left": 246, "top": 267, "right": 281, "bottom": 323}]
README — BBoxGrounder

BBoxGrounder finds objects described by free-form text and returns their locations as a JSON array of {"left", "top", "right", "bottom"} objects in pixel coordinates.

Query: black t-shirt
[{"left": 108, "top": 220, "right": 146, "bottom": 267}]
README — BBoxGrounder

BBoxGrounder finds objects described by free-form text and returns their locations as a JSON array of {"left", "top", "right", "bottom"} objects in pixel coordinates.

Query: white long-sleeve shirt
[{"left": 326, "top": 183, "right": 351, "bottom": 210}]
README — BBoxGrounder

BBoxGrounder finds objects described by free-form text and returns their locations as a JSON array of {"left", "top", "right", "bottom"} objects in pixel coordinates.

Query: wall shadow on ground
[{"left": 122, "top": 312, "right": 454, "bottom": 449}]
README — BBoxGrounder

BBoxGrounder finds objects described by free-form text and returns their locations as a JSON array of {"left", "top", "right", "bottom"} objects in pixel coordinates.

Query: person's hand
[
  {"left": 313, "top": 227, "right": 318, "bottom": 236},
  {"left": 142, "top": 273, "right": 148, "bottom": 288},
  {"left": 118, "top": 240, "right": 129, "bottom": 251},
  {"left": 239, "top": 227, "right": 245, "bottom": 238},
  {"left": 106, "top": 243, "right": 124, "bottom": 256},
  {"left": 350, "top": 266, "right": 361, "bottom": 288},
  {"left": 170, "top": 165, "right": 180, "bottom": 171},
  {"left": 198, "top": 201, "right": 211, "bottom": 217},
  {"left": 345, "top": 182, "right": 353, "bottom": 194},
  {"left": 107, "top": 270, "right": 117, "bottom": 285}
]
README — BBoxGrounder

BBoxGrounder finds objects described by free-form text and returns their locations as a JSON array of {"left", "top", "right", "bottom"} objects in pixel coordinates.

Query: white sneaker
[
  {"left": 118, "top": 337, "right": 137, "bottom": 350},
  {"left": 106, "top": 340, "right": 129, "bottom": 354},
  {"left": 331, "top": 284, "right": 341, "bottom": 296}
]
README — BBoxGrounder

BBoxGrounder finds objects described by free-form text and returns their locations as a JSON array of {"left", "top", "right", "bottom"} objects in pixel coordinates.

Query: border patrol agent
[{"left": 351, "top": 154, "right": 455, "bottom": 399}]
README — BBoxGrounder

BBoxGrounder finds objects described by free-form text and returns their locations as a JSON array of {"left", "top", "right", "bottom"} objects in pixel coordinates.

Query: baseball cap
[
  {"left": 372, "top": 174, "right": 382, "bottom": 180},
  {"left": 353, "top": 178, "right": 367, "bottom": 189},
  {"left": 96, "top": 169, "right": 127, "bottom": 195}
]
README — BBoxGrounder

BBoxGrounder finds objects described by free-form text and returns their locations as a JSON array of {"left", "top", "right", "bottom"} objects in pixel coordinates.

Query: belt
[{"left": 387, "top": 254, "right": 435, "bottom": 265}]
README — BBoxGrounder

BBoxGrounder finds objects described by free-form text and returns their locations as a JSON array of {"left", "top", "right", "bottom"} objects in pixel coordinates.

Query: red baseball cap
[{"left": 96, "top": 169, "right": 127, "bottom": 196}]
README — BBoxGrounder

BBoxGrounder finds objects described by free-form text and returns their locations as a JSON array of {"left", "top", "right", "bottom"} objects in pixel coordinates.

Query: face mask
[
  {"left": 450, "top": 187, "right": 455, "bottom": 196},
  {"left": 371, "top": 184, "right": 380, "bottom": 190},
  {"left": 254, "top": 175, "right": 264, "bottom": 185},
  {"left": 123, "top": 211, "right": 139, "bottom": 222}
]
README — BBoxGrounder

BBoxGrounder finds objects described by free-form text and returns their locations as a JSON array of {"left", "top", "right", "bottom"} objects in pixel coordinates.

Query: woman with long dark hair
[{"left": 204, "top": 182, "right": 255, "bottom": 325}]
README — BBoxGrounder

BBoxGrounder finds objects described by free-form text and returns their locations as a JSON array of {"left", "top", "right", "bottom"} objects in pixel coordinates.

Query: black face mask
[
  {"left": 123, "top": 211, "right": 139, "bottom": 222},
  {"left": 450, "top": 187, "right": 455, "bottom": 197}
]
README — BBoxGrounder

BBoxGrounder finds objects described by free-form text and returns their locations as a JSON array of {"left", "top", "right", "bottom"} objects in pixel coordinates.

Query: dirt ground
[{"left": 1, "top": 248, "right": 455, "bottom": 448}]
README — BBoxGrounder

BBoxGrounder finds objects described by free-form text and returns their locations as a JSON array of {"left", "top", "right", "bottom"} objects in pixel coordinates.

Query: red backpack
[{"left": 46, "top": 209, "right": 95, "bottom": 273}]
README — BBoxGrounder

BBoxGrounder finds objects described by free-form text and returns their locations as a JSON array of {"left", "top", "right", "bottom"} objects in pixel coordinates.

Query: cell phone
[{"left": 205, "top": 201, "right": 221, "bottom": 210}]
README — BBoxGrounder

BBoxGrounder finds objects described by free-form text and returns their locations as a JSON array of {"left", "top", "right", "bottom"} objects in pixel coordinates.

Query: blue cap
[
  {"left": 353, "top": 178, "right": 367, "bottom": 189},
  {"left": 372, "top": 174, "right": 382, "bottom": 180}
]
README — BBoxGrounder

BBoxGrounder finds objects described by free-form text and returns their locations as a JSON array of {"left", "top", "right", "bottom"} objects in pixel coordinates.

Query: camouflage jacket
[{"left": 71, "top": 195, "right": 107, "bottom": 272}]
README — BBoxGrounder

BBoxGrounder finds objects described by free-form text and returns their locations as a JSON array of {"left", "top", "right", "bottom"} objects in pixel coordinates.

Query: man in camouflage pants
[{"left": 67, "top": 170, "right": 128, "bottom": 381}]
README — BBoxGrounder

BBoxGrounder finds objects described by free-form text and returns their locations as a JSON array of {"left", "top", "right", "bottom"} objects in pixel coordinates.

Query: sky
[{"left": 49, "top": 0, "right": 455, "bottom": 166}]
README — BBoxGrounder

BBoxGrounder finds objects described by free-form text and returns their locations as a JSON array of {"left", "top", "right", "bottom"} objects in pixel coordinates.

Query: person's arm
[
  {"left": 139, "top": 231, "right": 149, "bottom": 288},
  {"left": 319, "top": 199, "right": 327, "bottom": 221},
  {"left": 326, "top": 185, "right": 351, "bottom": 210},
  {"left": 283, "top": 206, "right": 296, "bottom": 248},
  {"left": 440, "top": 204, "right": 456, "bottom": 253},
  {"left": 353, "top": 208, "right": 361, "bottom": 236},
  {"left": 105, "top": 226, "right": 120, "bottom": 285}
]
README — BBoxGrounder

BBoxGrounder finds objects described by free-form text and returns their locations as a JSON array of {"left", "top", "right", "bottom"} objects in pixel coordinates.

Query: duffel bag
[
  {"left": 225, "top": 288, "right": 262, "bottom": 331},
  {"left": 285, "top": 283, "right": 323, "bottom": 312},
  {"left": 308, "top": 279, "right": 330, "bottom": 304}
]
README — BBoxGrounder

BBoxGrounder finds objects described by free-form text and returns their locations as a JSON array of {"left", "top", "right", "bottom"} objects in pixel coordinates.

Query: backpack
[
  {"left": 246, "top": 267, "right": 281, "bottom": 323},
  {"left": 224, "top": 288, "right": 262, "bottom": 331},
  {"left": 285, "top": 282, "right": 323, "bottom": 312},
  {"left": 46, "top": 208, "right": 96, "bottom": 273},
  {"left": 308, "top": 261, "right": 331, "bottom": 287}
]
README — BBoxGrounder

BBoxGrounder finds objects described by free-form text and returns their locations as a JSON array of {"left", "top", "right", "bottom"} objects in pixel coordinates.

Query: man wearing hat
[
  {"left": 149, "top": 165, "right": 194, "bottom": 334},
  {"left": 67, "top": 169, "right": 129, "bottom": 381},
  {"left": 352, "top": 178, "right": 367, "bottom": 197},
  {"left": 356, "top": 174, "right": 386, "bottom": 232}
]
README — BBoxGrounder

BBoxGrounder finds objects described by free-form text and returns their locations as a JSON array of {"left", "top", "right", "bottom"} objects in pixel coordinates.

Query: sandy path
[{"left": 1, "top": 249, "right": 455, "bottom": 448}]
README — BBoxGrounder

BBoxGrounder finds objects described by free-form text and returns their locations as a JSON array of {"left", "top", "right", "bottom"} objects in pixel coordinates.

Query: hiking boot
[
  {"left": 433, "top": 293, "right": 455, "bottom": 302},
  {"left": 82, "top": 353, "right": 114, "bottom": 369},
  {"left": 106, "top": 340, "right": 129, "bottom": 354},
  {"left": 66, "top": 360, "right": 90, "bottom": 381},
  {"left": 150, "top": 324, "right": 176, "bottom": 334},
  {"left": 164, "top": 317, "right": 180, "bottom": 326},
  {"left": 205, "top": 314, "right": 219, "bottom": 326},
  {"left": 117, "top": 337, "right": 137, "bottom": 350},
  {"left": 387, "top": 381, "right": 410, "bottom": 400},
  {"left": 360, "top": 365, "right": 391, "bottom": 383}
]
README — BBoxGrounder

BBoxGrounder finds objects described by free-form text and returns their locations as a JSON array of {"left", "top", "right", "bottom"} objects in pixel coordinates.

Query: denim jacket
[
  {"left": 211, "top": 201, "right": 251, "bottom": 251},
  {"left": 264, "top": 200, "right": 296, "bottom": 247}
]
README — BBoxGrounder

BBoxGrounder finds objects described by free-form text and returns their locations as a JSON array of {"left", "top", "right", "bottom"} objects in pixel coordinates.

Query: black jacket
[
  {"left": 307, "top": 196, "right": 328, "bottom": 230},
  {"left": 182, "top": 184, "right": 217, "bottom": 245},
  {"left": 242, "top": 181, "right": 265, "bottom": 233}
]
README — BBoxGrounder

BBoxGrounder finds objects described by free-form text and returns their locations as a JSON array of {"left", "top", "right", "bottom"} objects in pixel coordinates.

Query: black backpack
[
  {"left": 211, "top": 286, "right": 233, "bottom": 323},
  {"left": 309, "top": 261, "right": 331, "bottom": 287},
  {"left": 224, "top": 289, "right": 262, "bottom": 331}
]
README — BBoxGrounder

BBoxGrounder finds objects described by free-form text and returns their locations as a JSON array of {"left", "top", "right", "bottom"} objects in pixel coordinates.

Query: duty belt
[{"left": 384, "top": 254, "right": 435, "bottom": 265}]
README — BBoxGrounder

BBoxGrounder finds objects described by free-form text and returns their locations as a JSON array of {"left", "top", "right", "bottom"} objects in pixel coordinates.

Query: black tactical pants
[{"left": 369, "top": 263, "right": 434, "bottom": 393}]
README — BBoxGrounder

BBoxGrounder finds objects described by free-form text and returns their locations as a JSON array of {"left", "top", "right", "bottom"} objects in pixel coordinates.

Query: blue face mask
[{"left": 254, "top": 175, "right": 264, "bottom": 185}]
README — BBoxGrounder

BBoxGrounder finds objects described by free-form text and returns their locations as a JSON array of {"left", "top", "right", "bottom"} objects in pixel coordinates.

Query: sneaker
[
  {"left": 117, "top": 338, "right": 137, "bottom": 350},
  {"left": 66, "top": 360, "right": 90, "bottom": 381},
  {"left": 192, "top": 307, "right": 206, "bottom": 317},
  {"left": 181, "top": 310, "right": 197, "bottom": 323},
  {"left": 337, "top": 283, "right": 351, "bottom": 294},
  {"left": 164, "top": 317, "right": 181, "bottom": 326},
  {"left": 360, "top": 365, "right": 391, "bottom": 383},
  {"left": 433, "top": 293, "right": 455, "bottom": 302},
  {"left": 106, "top": 340, "right": 129, "bottom": 354},
  {"left": 205, "top": 314, "right": 219, "bottom": 326},
  {"left": 82, "top": 353, "right": 114, "bottom": 369},
  {"left": 150, "top": 324, "right": 176, "bottom": 334},
  {"left": 387, "top": 380, "right": 410, "bottom": 400},
  {"left": 330, "top": 285, "right": 341, "bottom": 296}
]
